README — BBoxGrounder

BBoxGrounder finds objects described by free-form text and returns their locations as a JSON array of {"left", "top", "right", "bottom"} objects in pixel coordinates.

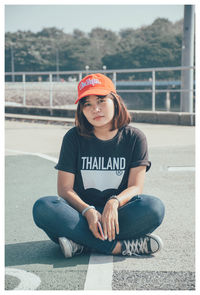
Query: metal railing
[{"left": 5, "top": 66, "right": 195, "bottom": 112}]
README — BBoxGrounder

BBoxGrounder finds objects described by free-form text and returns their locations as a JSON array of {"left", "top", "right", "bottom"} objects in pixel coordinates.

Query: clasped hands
[{"left": 84, "top": 199, "right": 119, "bottom": 241}]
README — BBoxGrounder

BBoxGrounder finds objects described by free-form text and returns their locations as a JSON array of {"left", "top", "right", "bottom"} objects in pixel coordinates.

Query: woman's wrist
[
  {"left": 82, "top": 205, "right": 96, "bottom": 216},
  {"left": 107, "top": 196, "right": 120, "bottom": 208}
]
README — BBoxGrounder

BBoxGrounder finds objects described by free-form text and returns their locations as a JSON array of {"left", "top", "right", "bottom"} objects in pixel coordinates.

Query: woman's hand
[
  {"left": 101, "top": 199, "right": 119, "bottom": 241},
  {"left": 84, "top": 209, "right": 104, "bottom": 240}
]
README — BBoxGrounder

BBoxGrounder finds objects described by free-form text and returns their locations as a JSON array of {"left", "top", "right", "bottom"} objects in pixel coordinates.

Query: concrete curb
[
  {"left": 5, "top": 113, "right": 74, "bottom": 125},
  {"left": 130, "top": 110, "right": 195, "bottom": 126},
  {"left": 5, "top": 105, "right": 195, "bottom": 126}
]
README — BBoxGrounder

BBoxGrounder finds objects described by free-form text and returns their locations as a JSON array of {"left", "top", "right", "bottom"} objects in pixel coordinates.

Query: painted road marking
[
  {"left": 5, "top": 267, "right": 41, "bottom": 290},
  {"left": 168, "top": 166, "right": 195, "bottom": 172},
  {"left": 6, "top": 149, "right": 58, "bottom": 163},
  {"left": 84, "top": 254, "right": 113, "bottom": 290},
  {"left": 6, "top": 149, "right": 114, "bottom": 290}
]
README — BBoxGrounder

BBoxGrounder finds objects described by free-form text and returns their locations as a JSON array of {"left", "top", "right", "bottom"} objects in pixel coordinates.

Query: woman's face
[{"left": 82, "top": 95, "right": 115, "bottom": 128}]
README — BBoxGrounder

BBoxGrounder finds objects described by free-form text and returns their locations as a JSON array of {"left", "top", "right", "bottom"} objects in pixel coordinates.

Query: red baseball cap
[{"left": 75, "top": 73, "right": 116, "bottom": 104}]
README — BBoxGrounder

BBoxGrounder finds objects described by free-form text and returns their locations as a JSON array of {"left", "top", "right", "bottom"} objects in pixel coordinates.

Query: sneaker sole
[{"left": 58, "top": 237, "right": 73, "bottom": 258}]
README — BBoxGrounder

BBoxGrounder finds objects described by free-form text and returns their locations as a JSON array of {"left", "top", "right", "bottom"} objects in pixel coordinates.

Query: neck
[{"left": 93, "top": 125, "right": 118, "bottom": 140}]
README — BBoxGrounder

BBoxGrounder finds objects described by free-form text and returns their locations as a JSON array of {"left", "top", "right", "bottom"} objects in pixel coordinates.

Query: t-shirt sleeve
[
  {"left": 54, "top": 129, "right": 78, "bottom": 174},
  {"left": 130, "top": 130, "right": 151, "bottom": 172}
]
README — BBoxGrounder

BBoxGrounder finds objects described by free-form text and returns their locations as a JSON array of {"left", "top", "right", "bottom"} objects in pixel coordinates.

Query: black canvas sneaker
[{"left": 121, "top": 234, "right": 163, "bottom": 256}]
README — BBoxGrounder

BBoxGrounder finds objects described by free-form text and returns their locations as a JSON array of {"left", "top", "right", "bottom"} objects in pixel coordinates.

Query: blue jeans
[{"left": 32, "top": 195, "right": 165, "bottom": 255}]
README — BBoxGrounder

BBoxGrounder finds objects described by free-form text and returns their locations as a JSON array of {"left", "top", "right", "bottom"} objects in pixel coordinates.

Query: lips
[{"left": 93, "top": 115, "right": 104, "bottom": 120}]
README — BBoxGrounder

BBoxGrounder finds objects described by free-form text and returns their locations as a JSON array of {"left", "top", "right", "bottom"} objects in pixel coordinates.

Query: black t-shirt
[{"left": 55, "top": 125, "right": 151, "bottom": 207}]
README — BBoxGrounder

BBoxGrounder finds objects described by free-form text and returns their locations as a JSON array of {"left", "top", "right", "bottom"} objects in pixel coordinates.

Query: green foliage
[
  {"left": 5, "top": 18, "right": 183, "bottom": 73},
  {"left": 103, "top": 18, "right": 183, "bottom": 73}
]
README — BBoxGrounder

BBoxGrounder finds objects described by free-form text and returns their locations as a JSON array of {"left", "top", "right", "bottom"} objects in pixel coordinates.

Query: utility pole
[{"left": 180, "top": 5, "right": 195, "bottom": 112}]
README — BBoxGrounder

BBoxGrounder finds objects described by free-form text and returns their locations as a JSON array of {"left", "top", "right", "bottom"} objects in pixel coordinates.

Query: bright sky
[{"left": 5, "top": 3, "right": 184, "bottom": 34}]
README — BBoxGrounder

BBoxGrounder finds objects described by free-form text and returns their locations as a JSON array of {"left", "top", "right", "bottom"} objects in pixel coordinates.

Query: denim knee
[
  {"left": 32, "top": 196, "right": 57, "bottom": 227},
  {"left": 142, "top": 195, "right": 165, "bottom": 226}
]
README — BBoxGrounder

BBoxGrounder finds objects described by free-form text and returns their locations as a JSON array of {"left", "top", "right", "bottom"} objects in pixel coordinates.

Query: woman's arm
[
  {"left": 57, "top": 170, "right": 89, "bottom": 213},
  {"left": 57, "top": 170, "right": 104, "bottom": 240},
  {"left": 101, "top": 166, "right": 146, "bottom": 241},
  {"left": 114, "top": 165, "right": 146, "bottom": 207}
]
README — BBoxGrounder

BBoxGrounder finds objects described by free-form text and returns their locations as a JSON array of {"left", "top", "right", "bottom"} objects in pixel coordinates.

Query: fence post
[
  {"left": 113, "top": 72, "right": 117, "bottom": 88},
  {"left": 166, "top": 91, "right": 171, "bottom": 111},
  {"left": 79, "top": 72, "right": 82, "bottom": 81},
  {"left": 22, "top": 74, "right": 26, "bottom": 106},
  {"left": 49, "top": 73, "right": 53, "bottom": 107},
  {"left": 152, "top": 70, "right": 156, "bottom": 111}
]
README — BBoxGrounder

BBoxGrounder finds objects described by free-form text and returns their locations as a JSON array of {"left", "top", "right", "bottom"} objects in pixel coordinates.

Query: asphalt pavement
[{"left": 5, "top": 120, "right": 195, "bottom": 290}]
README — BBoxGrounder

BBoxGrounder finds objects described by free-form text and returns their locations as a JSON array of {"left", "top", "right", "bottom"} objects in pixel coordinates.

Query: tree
[{"left": 5, "top": 18, "right": 183, "bottom": 72}]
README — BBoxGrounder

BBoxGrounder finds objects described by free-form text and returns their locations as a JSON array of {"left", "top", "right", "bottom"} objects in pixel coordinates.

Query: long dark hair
[{"left": 75, "top": 92, "right": 131, "bottom": 137}]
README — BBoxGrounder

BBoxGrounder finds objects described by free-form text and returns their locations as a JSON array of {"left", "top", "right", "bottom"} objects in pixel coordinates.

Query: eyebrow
[
  {"left": 84, "top": 96, "right": 106, "bottom": 103},
  {"left": 96, "top": 95, "right": 107, "bottom": 101}
]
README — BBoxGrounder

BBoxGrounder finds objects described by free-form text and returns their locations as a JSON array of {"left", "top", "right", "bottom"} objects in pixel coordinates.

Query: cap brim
[{"left": 75, "top": 89, "right": 112, "bottom": 104}]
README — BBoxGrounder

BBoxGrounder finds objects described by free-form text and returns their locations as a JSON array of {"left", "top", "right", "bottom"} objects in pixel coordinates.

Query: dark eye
[
  {"left": 84, "top": 102, "right": 91, "bottom": 107},
  {"left": 98, "top": 96, "right": 106, "bottom": 103}
]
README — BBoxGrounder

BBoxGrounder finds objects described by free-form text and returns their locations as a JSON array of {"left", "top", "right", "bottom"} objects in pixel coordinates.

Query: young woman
[{"left": 33, "top": 73, "right": 165, "bottom": 258}]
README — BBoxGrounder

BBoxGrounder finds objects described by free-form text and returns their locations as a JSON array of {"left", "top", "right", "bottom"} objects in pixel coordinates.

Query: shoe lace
[{"left": 122, "top": 237, "right": 149, "bottom": 256}]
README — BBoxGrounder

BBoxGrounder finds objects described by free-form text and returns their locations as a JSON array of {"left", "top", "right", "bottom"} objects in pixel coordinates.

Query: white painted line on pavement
[
  {"left": 6, "top": 150, "right": 114, "bottom": 290},
  {"left": 168, "top": 166, "right": 195, "bottom": 172},
  {"left": 84, "top": 254, "right": 113, "bottom": 290},
  {"left": 5, "top": 267, "right": 41, "bottom": 290},
  {"left": 5, "top": 149, "right": 58, "bottom": 163},
  {"left": 35, "top": 153, "right": 58, "bottom": 163}
]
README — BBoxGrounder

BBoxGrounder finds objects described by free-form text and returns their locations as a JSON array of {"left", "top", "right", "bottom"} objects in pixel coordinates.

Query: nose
[{"left": 92, "top": 103, "right": 101, "bottom": 112}]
